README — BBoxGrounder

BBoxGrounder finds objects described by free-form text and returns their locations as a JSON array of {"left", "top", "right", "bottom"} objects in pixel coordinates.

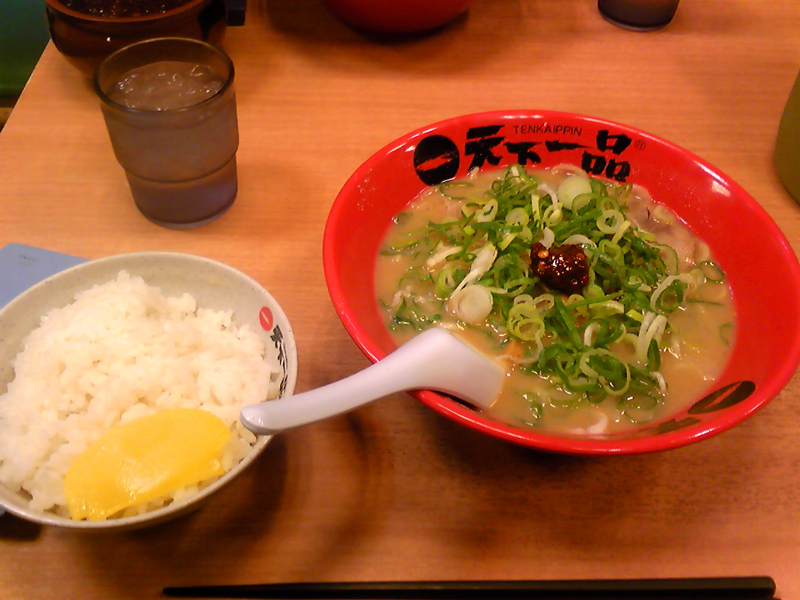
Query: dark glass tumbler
[{"left": 598, "top": 0, "right": 680, "bottom": 31}]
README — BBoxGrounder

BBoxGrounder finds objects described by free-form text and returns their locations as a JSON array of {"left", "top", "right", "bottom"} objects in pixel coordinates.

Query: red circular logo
[{"left": 259, "top": 306, "right": 274, "bottom": 331}]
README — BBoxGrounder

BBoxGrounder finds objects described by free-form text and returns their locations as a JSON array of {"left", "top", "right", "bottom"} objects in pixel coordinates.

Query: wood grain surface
[{"left": 1, "top": 1, "right": 799, "bottom": 599}]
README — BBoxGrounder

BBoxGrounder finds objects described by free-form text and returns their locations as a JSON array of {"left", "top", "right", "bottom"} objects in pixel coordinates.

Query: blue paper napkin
[{"left": 0, "top": 244, "right": 85, "bottom": 309}]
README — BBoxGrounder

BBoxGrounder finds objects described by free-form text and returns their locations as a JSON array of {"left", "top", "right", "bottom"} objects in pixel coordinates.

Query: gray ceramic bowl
[{"left": 0, "top": 252, "right": 297, "bottom": 530}]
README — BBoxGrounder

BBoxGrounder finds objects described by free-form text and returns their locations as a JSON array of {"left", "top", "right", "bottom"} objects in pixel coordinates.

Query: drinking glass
[
  {"left": 94, "top": 37, "right": 239, "bottom": 228},
  {"left": 775, "top": 70, "right": 800, "bottom": 203},
  {"left": 598, "top": 0, "right": 680, "bottom": 31}
]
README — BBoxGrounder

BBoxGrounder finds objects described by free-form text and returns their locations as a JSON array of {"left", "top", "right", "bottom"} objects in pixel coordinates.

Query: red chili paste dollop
[{"left": 530, "top": 242, "right": 590, "bottom": 294}]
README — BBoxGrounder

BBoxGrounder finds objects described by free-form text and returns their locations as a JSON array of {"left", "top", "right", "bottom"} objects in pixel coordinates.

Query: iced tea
[{"left": 95, "top": 38, "right": 239, "bottom": 228}]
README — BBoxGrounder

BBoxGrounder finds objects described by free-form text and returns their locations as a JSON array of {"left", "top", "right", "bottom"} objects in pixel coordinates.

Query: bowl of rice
[{"left": 0, "top": 252, "right": 297, "bottom": 529}]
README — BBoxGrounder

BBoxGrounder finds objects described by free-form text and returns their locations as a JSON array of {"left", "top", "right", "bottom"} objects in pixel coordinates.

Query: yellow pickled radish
[{"left": 64, "top": 408, "right": 231, "bottom": 521}]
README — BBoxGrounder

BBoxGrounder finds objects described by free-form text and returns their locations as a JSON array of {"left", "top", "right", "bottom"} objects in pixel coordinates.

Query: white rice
[{"left": 0, "top": 271, "right": 283, "bottom": 519}]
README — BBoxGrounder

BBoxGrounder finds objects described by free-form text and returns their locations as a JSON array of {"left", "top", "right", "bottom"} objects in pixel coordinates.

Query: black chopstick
[{"left": 162, "top": 576, "right": 777, "bottom": 599}]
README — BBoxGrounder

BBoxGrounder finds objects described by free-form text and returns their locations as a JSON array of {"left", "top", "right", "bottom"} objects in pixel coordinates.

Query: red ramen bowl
[
  {"left": 317, "top": 0, "right": 475, "bottom": 34},
  {"left": 323, "top": 110, "right": 800, "bottom": 455}
]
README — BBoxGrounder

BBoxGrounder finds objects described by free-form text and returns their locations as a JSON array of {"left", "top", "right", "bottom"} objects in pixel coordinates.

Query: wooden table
[{"left": 2, "top": 1, "right": 800, "bottom": 598}]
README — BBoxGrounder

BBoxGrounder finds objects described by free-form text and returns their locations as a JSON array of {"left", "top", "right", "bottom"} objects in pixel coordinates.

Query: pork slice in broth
[{"left": 625, "top": 189, "right": 706, "bottom": 268}]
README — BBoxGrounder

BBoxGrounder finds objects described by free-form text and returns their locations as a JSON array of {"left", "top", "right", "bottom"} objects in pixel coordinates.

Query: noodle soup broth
[{"left": 375, "top": 165, "right": 735, "bottom": 435}]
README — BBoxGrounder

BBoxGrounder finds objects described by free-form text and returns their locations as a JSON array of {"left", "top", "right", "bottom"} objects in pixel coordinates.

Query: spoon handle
[{"left": 240, "top": 329, "right": 502, "bottom": 434}]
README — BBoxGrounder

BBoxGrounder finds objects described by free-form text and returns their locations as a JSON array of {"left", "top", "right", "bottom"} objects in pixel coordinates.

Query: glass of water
[{"left": 94, "top": 37, "right": 239, "bottom": 228}]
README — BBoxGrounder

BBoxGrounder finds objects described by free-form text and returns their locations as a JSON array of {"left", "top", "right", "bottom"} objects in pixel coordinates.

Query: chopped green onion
[
  {"left": 380, "top": 163, "right": 730, "bottom": 424},
  {"left": 439, "top": 180, "right": 475, "bottom": 200},
  {"left": 698, "top": 260, "right": 726, "bottom": 283}
]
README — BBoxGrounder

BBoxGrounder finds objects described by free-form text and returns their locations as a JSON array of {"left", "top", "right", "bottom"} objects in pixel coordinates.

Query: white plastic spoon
[{"left": 240, "top": 328, "right": 505, "bottom": 435}]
